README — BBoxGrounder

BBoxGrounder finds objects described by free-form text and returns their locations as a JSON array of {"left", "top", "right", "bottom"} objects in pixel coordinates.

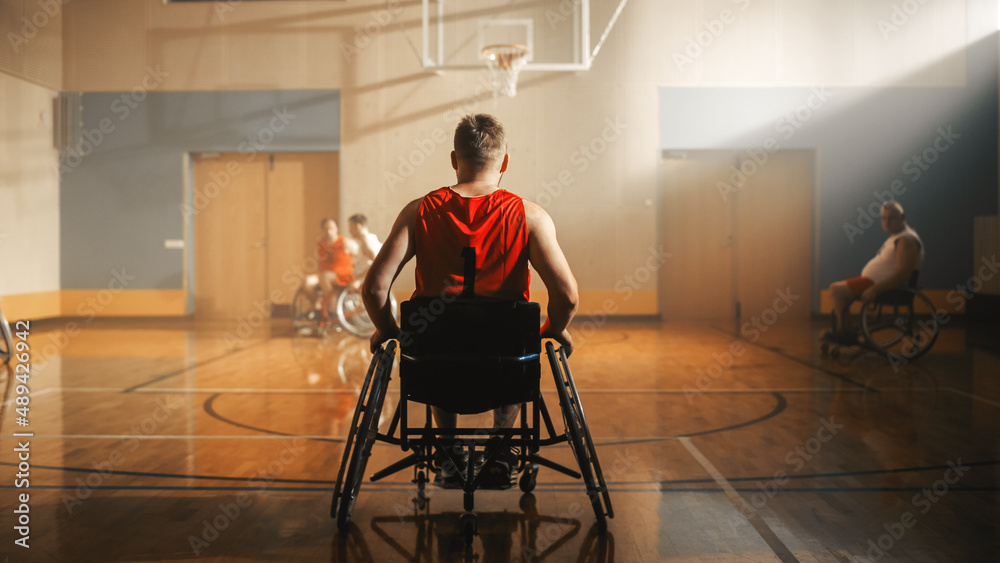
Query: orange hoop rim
[{"left": 481, "top": 43, "right": 529, "bottom": 68}]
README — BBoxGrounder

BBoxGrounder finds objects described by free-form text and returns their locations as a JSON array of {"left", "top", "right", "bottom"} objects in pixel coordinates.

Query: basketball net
[{"left": 482, "top": 44, "right": 528, "bottom": 98}]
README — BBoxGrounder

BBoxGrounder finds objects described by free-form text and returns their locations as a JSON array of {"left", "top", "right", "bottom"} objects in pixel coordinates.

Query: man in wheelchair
[
  {"left": 361, "top": 113, "right": 579, "bottom": 488},
  {"left": 825, "top": 200, "right": 924, "bottom": 346}
]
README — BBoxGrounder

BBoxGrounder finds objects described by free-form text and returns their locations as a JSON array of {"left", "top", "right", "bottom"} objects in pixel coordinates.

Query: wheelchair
[
  {"left": 291, "top": 279, "right": 398, "bottom": 338},
  {"left": 330, "top": 297, "right": 613, "bottom": 545},
  {"left": 0, "top": 297, "right": 13, "bottom": 364},
  {"left": 821, "top": 271, "right": 940, "bottom": 362}
]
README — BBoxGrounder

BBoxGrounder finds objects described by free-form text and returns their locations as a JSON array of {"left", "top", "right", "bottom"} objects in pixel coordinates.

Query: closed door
[
  {"left": 658, "top": 150, "right": 812, "bottom": 321},
  {"left": 193, "top": 152, "right": 339, "bottom": 320}
]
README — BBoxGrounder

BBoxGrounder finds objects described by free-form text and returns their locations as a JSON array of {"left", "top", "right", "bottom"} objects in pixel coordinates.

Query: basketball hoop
[{"left": 482, "top": 43, "right": 529, "bottom": 98}]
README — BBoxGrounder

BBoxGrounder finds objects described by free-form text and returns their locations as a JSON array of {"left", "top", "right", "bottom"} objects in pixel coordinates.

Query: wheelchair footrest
[
  {"left": 369, "top": 453, "right": 422, "bottom": 482},
  {"left": 528, "top": 454, "right": 581, "bottom": 480}
]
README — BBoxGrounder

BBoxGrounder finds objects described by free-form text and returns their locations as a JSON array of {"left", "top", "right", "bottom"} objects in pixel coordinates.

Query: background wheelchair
[
  {"left": 0, "top": 297, "right": 13, "bottom": 364},
  {"left": 291, "top": 278, "right": 398, "bottom": 338},
  {"left": 821, "top": 271, "right": 940, "bottom": 361},
  {"left": 330, "top": 297, "right": 613, "bottom": 545}
]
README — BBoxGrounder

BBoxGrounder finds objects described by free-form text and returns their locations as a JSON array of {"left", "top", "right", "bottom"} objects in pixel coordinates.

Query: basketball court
[{"left": 1, "top": 1, "right": 999, "bottom": 562}]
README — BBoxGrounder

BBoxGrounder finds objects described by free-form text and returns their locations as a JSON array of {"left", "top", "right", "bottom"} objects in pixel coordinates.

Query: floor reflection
[{"left": 334, "top": 493, "right": 615, "bottom": 563}]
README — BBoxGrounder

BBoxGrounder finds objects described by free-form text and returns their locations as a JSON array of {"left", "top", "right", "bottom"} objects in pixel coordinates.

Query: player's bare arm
[
  {"left": 363, "top": 199, "right": 420, "bottom": 352},
  {"left": 862, "top": 236, "right": 921, "bottom": 304},
  {"left": 524, "top": 200, "right": 579, "bottom": 354}
]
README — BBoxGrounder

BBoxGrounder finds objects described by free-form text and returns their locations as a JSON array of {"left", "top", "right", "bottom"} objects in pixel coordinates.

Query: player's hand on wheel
[
  {"left": 369, "top": 327, "right": 399, "bottom": 354},
  {"left": 541, "top": 325, "right": 574, "bottom": 357}
]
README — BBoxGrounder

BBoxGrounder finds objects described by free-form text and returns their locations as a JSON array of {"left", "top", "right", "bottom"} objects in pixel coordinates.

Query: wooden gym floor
[{"left": 1, "top": 316, "right": 998, "bottom": 562}]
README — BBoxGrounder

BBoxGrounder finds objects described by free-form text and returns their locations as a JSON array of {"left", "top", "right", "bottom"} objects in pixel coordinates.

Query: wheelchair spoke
[{"left": 861, "top": 290, "right": 940, "bottom": 361}]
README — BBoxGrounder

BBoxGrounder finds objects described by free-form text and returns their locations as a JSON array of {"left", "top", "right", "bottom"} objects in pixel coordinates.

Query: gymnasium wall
[
  {"left": 0, "top": 0, "right": 62, "bottom": 90},
  {"left": 48, "top": 0, "right": 1000, "bottom": 318},
  {"left": 658, "top": 40, "right": 999, "bottom": 294},
  {"left": 0, "top": 0, "right": 62, "bottom": 320}
]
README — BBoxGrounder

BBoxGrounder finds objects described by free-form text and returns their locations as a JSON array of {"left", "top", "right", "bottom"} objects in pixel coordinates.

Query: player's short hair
[
  {"left": 881, "top": 200, "right": 904, "bottom": 217},
  {"left": 348, "top": 213, "right": 368, "bottom": 226},
  {"left": 454, "top": 114, "right": 507, "bottom": 167},
  {"left": 320, "top": 217, "right": 336, "bottom": 227}
]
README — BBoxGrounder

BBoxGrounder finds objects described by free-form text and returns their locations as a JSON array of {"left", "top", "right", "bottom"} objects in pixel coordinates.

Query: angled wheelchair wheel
[
  {"left": 291, "top": 287, "right": 321, "bottom": 333},
  {"left": 336, "top": 288, "right": 398, "bottom": 339},
  {"left": 861, "top": 290, "right": 939, "bottom": 362},
  {"left": 546, "top": 342, "right": 613, "bottom": 530},
  {"left": 332, "top": 341, "right": 396, "bottom": 531},
  {"left": 0, "top": 302, "right": 13, "bottom": 364}
]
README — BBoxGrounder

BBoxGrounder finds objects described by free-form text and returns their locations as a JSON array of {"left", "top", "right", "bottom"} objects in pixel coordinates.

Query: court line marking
[
  {"left": 3, "top": 484, "right": 998, "bottom": 494},
  {"left": 944, "top": 387, "right": 1000, "bottom": 408},
  {"left": 6, "top": 455, "right": 998, "bottom": 494},
  {"left": 15, "top": 434, "right": 345, "bottom": 440},
  {"left": 708, "top": 326, "right": 878, "bottom": 392},
  {"left": 678, "top": 436, "right": 801, "bottom": 563},
  {"left": 9, "top": 386, "right": 936, "bottom": 396},
  {"left": 200, "top": 392, "right": 344, "bottom": 442},
  {"left": 122, "top": 335, "right": 274, "bottom": 393}
]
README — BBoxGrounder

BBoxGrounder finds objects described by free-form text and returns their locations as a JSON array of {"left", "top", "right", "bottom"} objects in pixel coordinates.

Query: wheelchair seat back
[
  {"left": 399, "top": 297, "right": 541, "bottom": 415},
  {"left": 875, "top": 270, "right": 920, "bottom": 307}
]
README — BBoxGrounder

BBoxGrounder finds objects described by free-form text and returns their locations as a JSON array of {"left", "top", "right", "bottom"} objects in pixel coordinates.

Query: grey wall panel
[{"left": 60, "top": 90, "right": 339, "bottom": 290}]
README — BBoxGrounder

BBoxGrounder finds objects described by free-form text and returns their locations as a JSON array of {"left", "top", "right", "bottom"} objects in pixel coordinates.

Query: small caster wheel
[
  {"left": 460, "top": 513, "right": 478, "bottom": 546},
  {"left": 519, "top": 493, "right": 538, "bottom": 516},
  {"left": 413, "top": 470, "right": 428, "bottom": 509},
  {"left": 519, "top": 463, "right": 538, "bottom": 493},
  {"left": 820, "top": 342, "right": 830, "bottom": 355}
]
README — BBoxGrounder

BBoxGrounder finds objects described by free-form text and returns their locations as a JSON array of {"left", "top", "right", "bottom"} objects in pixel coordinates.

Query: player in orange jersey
[{"left": 313, "top": 218, "right": 358, "bottom": 326}]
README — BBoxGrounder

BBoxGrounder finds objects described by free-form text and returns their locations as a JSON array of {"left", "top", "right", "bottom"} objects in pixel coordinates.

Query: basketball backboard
[{"left": 418, "top": 0, "right": 629, "bottom": 72}]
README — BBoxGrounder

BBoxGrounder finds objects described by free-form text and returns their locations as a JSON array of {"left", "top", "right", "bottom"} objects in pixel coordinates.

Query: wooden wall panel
[
  {"left": 659, "top": 152, "right": 734, "bottom": 320},
  {"left": 973, "top": 215, "right": 999, "bottom": 296},
  {"left": 267, "top": 152, "right": 340, "bottom": 305}
]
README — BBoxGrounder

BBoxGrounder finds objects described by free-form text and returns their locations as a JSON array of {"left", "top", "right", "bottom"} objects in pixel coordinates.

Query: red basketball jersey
[
  {"left": 413, "top": 187, "right": 530, "bottom": 300},
  {"left": 317, "top": 236, "right": 354, "bottom": 285}
]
